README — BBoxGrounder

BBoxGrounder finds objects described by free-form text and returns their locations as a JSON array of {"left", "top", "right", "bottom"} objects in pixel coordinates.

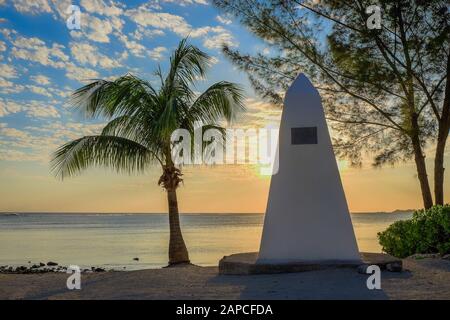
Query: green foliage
[{"left": 378, "top": 205, "right": 450, "bottom": 258}]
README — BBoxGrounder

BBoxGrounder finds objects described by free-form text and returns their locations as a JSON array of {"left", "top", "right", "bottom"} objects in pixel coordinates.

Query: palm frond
[
  {"left": 188, "top": 81, "right": 246, "bottom": 124},
  {"left": 163, "top": 38, "right": 210, "bottom": 98},
  {"left": 70, "top": 74, "right": 159, "bottom": 119},
  {"left": 51, "top": 135, "right": 154, "bottom": 179},
  {"left": 102, "top": 114, "right": 166, "bottom": 159}
]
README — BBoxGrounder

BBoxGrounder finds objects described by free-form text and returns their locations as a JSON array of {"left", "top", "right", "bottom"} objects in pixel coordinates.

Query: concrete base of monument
[{"left": 218, "top": 252, "right": 402, "bottom": 275}]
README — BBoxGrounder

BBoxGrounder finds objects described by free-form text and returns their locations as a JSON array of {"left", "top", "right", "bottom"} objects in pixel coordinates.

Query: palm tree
[{"left": 51, "top": 39, "right": 245, "bottom": 265}]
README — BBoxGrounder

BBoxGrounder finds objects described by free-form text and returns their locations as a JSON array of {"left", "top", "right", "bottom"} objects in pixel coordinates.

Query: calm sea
[{"left": 0, "top": 212, "right": 412, "bottom": 270}]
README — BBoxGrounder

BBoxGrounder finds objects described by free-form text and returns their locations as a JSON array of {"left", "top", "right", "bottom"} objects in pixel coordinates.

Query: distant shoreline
[{"left": 0, "top": 210, "right": 415, "bottom": 215}]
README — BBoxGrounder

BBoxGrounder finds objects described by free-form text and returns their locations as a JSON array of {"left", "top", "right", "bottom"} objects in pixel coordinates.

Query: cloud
[
  {"left": 0, "top": 28, "right": 16, "bottom": 40},
  {"left": 26, "top": 85, "right": 52, "bottom": 97},
  {"left": 4, "top": 34, "right": 103, "bottom": 86},
  {"left": 30, "top": 74, "right": 51, "bottom": 85},
  {"left": 117, "top": 50, "right": 128, "bottom": 62},
  {"left": 131, "top": 25, "right": 165, "bottom": 41},
  {"left": 9, "top": 0, "right": 123, "bottom": 24},
  {"left": 126, "top": 4, "right": 238, "bottom": 50},
  {"left": 0, "top": 77, "right": 24, "bottom": 94},
  {"left": 0, "top": 0, "right": 247, "bottom": 164},
  {"left": 148, "top": 46, "right": 167, "bottom": 61},
  {"left": 231, "top": 97, "right": 282, "bottom": 129},
  {"left": 25, "top": 100, "right": 60, "bottom": 118},
  {"left": 0, "top": 63, "right": 18, "bottom": 78},
  {"left": 0, "top": 149, "right": 41, "bottom": 161},
  {"left": 80, "top": 0, "right": 123, "bottom": 16},
  {"left": 161, "top": 0, "right": 208, "bottom": 5},
  {"left": 49, "top": 87, "right": 71, "bottom": 98},
  {"left": 0, "top": 98, "right": 60, "bottom": 118},
  {"left": 0, "top": 120, "right": 107, "bottom": 162},
  {"left": 12, "top": 0, "right": 52, "bottom": 15},
  {"left": 126, "top": 6, "right": 192, "bottom": 37},
  {"left": 32, "top": 121, "right": 105, "bottom": 138},
  {"left": 110, "top": 15, "right": 125, "bottom": 32},
  {"left": 116, "top": 32, "right": 147, "bottom": 57},
  {"left": 64, "top": 63, "right": 99, "bottom": 82},
  {"left": 81, "top": 14, "right": 114, "bottom": 43},
  {"left": 216, "top": 15, "right": 232, "bottom": 25},
  {"left": 24, "top": 76, "right": 71, "bottom": 98},
  {"left": 0, "top": 126, "right": 29, "bottom": 139},
  {"left": 190, "top": 26, "right": 228, "bottom": 38},
  {"left": 48, "top": 0, "right": 71, "bottom": 20},
  {"left": 0, "top": 99, "right": 22, "bottom": 117},
  {"left": 11, "top": 36, "right": 69, "bottom": 68},
  {"left": 210, "top": 56, "right": 219, "bottom": 65},
  {"left": 67, "top": 13, "right": 123, "bottom": 44},
  {"left": 203, "top": 31, "right": 237, "bottom": 49},
  {"left": 115, "top": 32, "right": 167, "bottom": 61},
  {"left": 70, "top": 42, "right": 121, "bottom": 69}
]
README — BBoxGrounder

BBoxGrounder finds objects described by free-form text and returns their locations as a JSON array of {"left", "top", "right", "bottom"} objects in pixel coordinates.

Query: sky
[{"left": 0, "top": 0, "right": 449, "bottom": 213}]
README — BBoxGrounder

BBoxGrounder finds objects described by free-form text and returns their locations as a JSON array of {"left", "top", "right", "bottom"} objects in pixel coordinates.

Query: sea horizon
[{"left": 0, "top": 210, "right": 415, "bottom": 215}]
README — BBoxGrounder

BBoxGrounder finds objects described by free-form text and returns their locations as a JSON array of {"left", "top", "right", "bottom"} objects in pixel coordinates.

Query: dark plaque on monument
[{"left": 291, "top": 127, "right": 317, "bottom": 145}]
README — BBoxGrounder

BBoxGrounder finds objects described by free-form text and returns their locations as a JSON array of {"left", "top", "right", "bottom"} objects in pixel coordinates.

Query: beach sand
[{"left": 0, "top": 258, "right": 449, "bottom": 300}]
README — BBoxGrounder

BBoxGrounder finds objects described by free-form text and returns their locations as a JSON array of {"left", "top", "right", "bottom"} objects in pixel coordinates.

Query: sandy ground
[{"left": 0, "top": 258, "right": 449, "bottom": 300}]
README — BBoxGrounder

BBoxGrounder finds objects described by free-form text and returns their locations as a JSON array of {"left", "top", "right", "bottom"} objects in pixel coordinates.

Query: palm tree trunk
[{"left": 167, "top": 188, "right": 190, "bottom": 265}]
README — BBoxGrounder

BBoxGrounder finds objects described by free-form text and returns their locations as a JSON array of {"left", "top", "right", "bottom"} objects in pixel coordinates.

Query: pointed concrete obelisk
[{"left": 257, "top": 73, "right": 360, "bottom": 264}]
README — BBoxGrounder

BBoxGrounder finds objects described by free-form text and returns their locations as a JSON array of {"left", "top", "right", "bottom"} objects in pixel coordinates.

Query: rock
[
  {"left": 133, "top": 257, "right": 139, "bottom": 261},
  {"left": 94, "top": 267, "right": 105, "bottom": 272},
  {"left": 386, "top": 262, "right": 402, "bottom": 272},
  {"left": 31, "top": 264, "right": 39, "bottom": 269},
  {"left": 15, "top": 266, "right": 27, "bottom": 272},
  {"left": 39, "top": 262, "right": 45, "bottom": 267},
  {"left": 442, "top": 254, "right": 450, "bottom": 261},
  {"left": 408, "top": 253, "right": 440, "bottom": 260},
  {"left": 47, "top": 261, "right": 58, "bottom": 266}
]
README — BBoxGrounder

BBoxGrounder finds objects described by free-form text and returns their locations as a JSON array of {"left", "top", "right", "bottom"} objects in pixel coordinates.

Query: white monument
[{"left": 257, "top": 73, "right": 361, "bottom": 264}]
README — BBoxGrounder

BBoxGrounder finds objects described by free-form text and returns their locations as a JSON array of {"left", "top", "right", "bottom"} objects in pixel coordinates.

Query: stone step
[{"left": 218, "top": 252, "right": 402, "bottom": 275}]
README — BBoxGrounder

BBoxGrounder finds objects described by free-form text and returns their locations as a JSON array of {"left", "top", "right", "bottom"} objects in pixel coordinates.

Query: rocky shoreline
[
  {"left": 408, "top": 253, "right": 450, "bottom": 260},
  {"left": 2, "top": 254, "right": 448, "bottom": 275},
  {"left": 0, "top": 262, "right": 107, "bottom": 274}
]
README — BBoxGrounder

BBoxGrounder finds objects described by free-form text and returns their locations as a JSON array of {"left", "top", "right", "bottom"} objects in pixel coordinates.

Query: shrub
[{"left": 377, "top": 204, "right": 450, "bottom": 258}]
